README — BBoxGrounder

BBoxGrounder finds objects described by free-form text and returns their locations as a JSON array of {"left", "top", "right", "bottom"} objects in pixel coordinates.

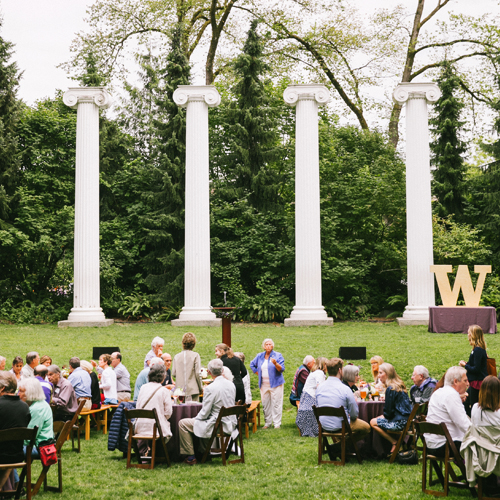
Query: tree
[
  {"left": 430, "top": 61, "right": 467, "bottom": 219},
  {"left": 0, "top": 21, "right": 22, "bottom": 225},
  {"left": 215, "top": 20, "right": 283, "bottom": 212}
]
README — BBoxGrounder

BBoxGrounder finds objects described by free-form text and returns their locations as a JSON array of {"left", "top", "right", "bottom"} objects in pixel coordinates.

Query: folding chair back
[
  {"left": 124, "top": 408, "right": 170, "bottom": 469},
  {"left": 388, "top": 402, "right": 428, "bottom": 464},
  {"left": 69, "top": 399, "right": 87, "bottom": 453},
  {"left": 0, "top": 427, "right": 37, "bottom": 500},
  {"left": 312, "top": 405, "right": 362, "bottom": 466},
  {"left": 200, "top": 405, "right": 246, "bottom": 466},
  {"left": 415, "top": 421, "right": 472, "bottom": 497}
]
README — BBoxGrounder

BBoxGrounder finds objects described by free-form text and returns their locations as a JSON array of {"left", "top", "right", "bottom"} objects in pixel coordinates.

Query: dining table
[
  {"left": 167, "top": 402, "right": 203, "bottom": 462},
  {"left": 355, "top": 400, "right": 392, "bottom": 459}
]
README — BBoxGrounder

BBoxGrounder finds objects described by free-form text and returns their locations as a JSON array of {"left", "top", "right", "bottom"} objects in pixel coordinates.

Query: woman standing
[
  {"left": 461, "top": 376, "right": 500, "bottom": 495},
  {"left": 172, "top": 332, "right": 203, "bottom": 402},
  {"left": 250, "top": 339, "right": 285, "bottom": 429},
  {"left": 99, "top": 354, "right": 118, "bottom": 405},
  {"left": 296, "top": 357, "right": 328, "bottom": 437},
  {"left": 370, "top": 363, "right": 413, "bottom": 457},
  {"left": 18, "top": 378, "right": 54, "bottom": 458},
  {"left": 215, "top": 344, "right": 247, "bottom": 404},
  {"left": 459, "top": 324, "right": 488, "bottom": 416}
]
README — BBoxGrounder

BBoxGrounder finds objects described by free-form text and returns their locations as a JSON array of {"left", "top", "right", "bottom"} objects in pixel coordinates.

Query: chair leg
[{"left": 150, "top": 438, "right": 156, "bottom": 470}]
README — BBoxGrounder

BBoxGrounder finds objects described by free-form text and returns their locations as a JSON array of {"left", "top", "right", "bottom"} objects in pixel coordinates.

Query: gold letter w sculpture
[{"left": 430, "top": 265, "right": 492, "bottom": 307}]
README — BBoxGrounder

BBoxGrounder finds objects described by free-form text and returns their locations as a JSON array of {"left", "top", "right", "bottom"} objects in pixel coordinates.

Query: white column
[
  {"left": 171, "top": 85, "right": 221, "bottom": 327},
  {"left": 284, "top": 85, "right": 333, "bottom": 327},
  {"left": 393, "top": 83, "right": 441, "bottom": 326},
  {"left": 59, "top": 87, "right": 113, "bottom": 328}
]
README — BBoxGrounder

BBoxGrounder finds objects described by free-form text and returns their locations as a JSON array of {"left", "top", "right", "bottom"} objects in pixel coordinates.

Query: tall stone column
[
  {"left": 393, "top": 83, "right": 441, "bottom": 326},
  {"left": 59, "top": 87, "right": 114, "bottom": 328},
  {"left": 171, "top": 86, "right": 221, "bottom": 327},
  {"left": 284, "top": 85, "right": 333, "bottom": 327}
]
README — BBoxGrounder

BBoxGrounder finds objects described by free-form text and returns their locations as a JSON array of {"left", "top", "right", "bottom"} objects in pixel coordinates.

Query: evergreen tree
[
  {"left": 430, "top": 61, "right": 467, "bottom": 219},
  {"left": 217, "top": 20, "right": 282, "bottom": 212},
  {"left": 141, "top": 25, "right": 190, "bottom": 304},
  {"left": 0, "top": 22, "right": 22, "bottom": 225}
]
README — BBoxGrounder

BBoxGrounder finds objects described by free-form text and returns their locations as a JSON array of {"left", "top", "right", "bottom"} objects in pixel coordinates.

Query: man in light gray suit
[{"left": 179, "top": 358, "right": 236, "bottom": 465}]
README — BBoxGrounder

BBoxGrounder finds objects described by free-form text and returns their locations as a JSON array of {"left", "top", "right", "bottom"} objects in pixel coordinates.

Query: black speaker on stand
[{"left": 339, "top": 347, "right": 366, "bottom": 360}]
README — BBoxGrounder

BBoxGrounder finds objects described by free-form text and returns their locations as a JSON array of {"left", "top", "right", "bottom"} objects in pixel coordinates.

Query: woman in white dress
[{"left": 296, "top": 357, "right": 328, "bottom": 437}]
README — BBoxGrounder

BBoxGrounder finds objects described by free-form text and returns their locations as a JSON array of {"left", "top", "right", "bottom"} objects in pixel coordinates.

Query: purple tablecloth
[
  {"left": 428, "top": 306, "right": 497, "bottom": 333},
  {"left": 167, "top": 402, "right": 202, "bottom": 462},
  {"left": 356, "top": 401, "right": 391, "bottom": 459}
]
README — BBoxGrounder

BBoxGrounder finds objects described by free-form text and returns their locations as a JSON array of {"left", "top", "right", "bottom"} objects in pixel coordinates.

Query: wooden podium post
[{"left": 213, "top": 307, "right": 235, "bottom": 347}]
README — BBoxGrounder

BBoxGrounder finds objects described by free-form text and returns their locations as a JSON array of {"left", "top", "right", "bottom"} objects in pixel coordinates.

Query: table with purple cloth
[
  {"left": 356, "top": 401, "right": 392, "bottom": 459},
  {"left": 167, "top": 402, "right": 203, "bottom": 462},
  {"left": 428, "top": 306, "right": 497, "bottom": 334}
]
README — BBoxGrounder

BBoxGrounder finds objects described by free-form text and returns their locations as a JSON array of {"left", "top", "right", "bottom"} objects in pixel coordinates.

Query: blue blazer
[{"left": 250, "top": 350, "right": 285, "bottom": 389}]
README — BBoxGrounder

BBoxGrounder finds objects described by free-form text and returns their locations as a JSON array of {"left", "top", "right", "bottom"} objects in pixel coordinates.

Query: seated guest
[
  {"left": 99, "top": 354, "right": 118, "bottom": 405},
  {"left": 10, "top": 356, "right": 23, "bottom": 381},
  {"left": 135, "top": 364, "right": 173, "bottom": 453},
  {"left": 461, "top": 376, "right": 500, "bottom": 495},
  {"left": 342, "top": 364, "right": 360, "bottom": 393},
  {"left": 0, "top": 372, "right": 30, "bottom": 489},
  {"left": 233, "top": 352, "right": 252, "bottom": 405},
  {"left": 410, "top": 365, "right": 437, "bottom": 403},
  {"left": 370, "top": 355, "right": 386, "bottom": 391},
  {"left": 80, "top": 361, "right": 101, "bottom": 409},
  {"left": 160, "top": 353, "right": 174, "bottom": 387},
  {"left": 134, "top": 357, "right": 164, "bottom": 401},
  {"left": 34, "top": 365, "right": 52, "bottom": 404},
  {"left": 18, "top": 378, "right": 54, "bottom": 458},
  {"left": 370, "top": 363, "right": 413, "bottom": 456},
  {"left": 111, "top": 352, "right": 131, "bottom": 402},
  {"left": 424, "top": 366, "right": 471, "bottom": 455},
  {"left": 40, "top": 356, "right": 52, "bottom": 368},
  {"left": 289, "top": 355, "right": 315, "bottom": 408},
  {"left": 296, "top": 357, "right": 328, "bottom": 437},
  {"left": 144, "top": 337, "right": 164, "bottom": 368},
  {"left": 21, "top": 352, "right": 39, "bottom": 379},
  {"left": 68, "top": 357, "right": 92, "bottom": 410},
  {"left": 47, "top": 364, "right": 79, "bottom": 421},
  {"left": 316, "top": 358, "right": 370, "bottom": 457},
  {"left": 0, "top": 356, "right": 5, "bottom": 371},
  {"left": 179, "top": 359, "right": 237, "bottom": 465}
]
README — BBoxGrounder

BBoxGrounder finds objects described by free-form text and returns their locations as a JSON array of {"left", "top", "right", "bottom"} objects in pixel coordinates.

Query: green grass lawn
[{"left": 1, "top": 321, "right": 498, "bottom": 499}]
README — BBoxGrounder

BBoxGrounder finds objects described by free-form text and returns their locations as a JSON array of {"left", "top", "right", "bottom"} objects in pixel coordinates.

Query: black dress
[
  {"left": 0, "top": 395, "right": 31, "bottom": 464},
  {"left": 221, "top": 355, "right": 248, "bottom": 403}
]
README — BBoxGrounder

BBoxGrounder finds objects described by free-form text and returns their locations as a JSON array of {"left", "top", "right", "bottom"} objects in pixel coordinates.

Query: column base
[
  {"left": 171, "top": 319, "right": 222, "bottom": 327},
  {"left": 284, "top": 318, "right": 333, "bottom": 327},
  {"left": 171, "top": 307, "right": 221, "bottom": 327},
  {"left": 396, "top": 305, "right": 430, "bottom": 326},
  {"left": 58, "top": 319, "right": 114, "bottom": 328},
  {"left": 396, "top": 318, "right": 429, "bottom": 326}
]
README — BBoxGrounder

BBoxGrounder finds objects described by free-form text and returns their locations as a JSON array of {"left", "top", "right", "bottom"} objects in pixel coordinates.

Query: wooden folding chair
[
  {"left": 30, "top": 417, "right": 76, "bottom": 496},
  {"left": 477, "top": 475, "right": 500, "bottom": 500},
  {"left": 0, "top": 427, "right": 37, "bottom": 500},
  {"left": 415, "top": 421, "right": 475, "bottom": 497},
  {"left": 67, "top": 400, "right": 86, "bottom": 452},
  {"left": 200, "top": 405, "right": 246, "bottom": 466},
  {"left": 245, "top": 401, "right": 261, "bottom": 439},
  {"left": 312, "top": 405, "right": 363, "bottom": 466},
  {"left": 124, "top": 408, "right": 170, "bottom": 469},
  {"left": 388, "top": 402, "right": 428, "bottom": 464}
]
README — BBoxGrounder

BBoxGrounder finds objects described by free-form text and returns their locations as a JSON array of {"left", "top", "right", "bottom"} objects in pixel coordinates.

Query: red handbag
[{"left": 38, "top": 439, "right": 58, "bottom": 466}]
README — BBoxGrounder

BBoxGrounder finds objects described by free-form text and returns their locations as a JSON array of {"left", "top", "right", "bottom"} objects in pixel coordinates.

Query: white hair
[
  {"left": 303, "top": 355, "right": 314, "bottom": 366},
  {"left": 413, "top": 365, "right": 429, "bottom": 379},
  {"left": 19, "top": 377, "right": 46, "bottom": 403},
  {"left": 151, "top": 337, "right": 165, "bottom": 348},
  {"left": 342, "top": 364, "right": 360, "bottom": 383},
  {"left": 444, "top": 366, "right": 466, "bottom": 387},
  {"left": 149, "top": 357, "right": 163, "bottom": 367},
  {"left": 262, "top": 338, "right": 274, "bottom": 349},
  {"left": 222, "top": 366, "right": 234, "bottom": 382},
  {"left": 207, "top": 358, "right": 223, "bottom": 377}
]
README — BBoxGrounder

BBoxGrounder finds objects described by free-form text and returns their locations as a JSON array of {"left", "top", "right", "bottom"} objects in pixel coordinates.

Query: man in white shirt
[
  {"left": 21, "top": 352, "right": 39, "bottom": 379},
  {"left": 111, "top": 352, "right": 131, "bottom": 402},
  {"left": 425, "top": 366, "right": 471, "bottom": 453}
]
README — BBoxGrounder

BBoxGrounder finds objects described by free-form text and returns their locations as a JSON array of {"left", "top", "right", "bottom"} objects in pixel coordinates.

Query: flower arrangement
[
  {"left": 200, "top": 367, "right": 208, "bottom": 379},
  {"left": 211, "top": 307, "right": 239, "bottom": 319},
  {"left": 173, "top": 388, "right": 185, "bottom": 397}
]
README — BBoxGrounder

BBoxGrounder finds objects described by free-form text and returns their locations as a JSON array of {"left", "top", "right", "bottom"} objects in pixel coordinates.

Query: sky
[{"left": 1, "top": 0, "right": 499, "bottom": 105}]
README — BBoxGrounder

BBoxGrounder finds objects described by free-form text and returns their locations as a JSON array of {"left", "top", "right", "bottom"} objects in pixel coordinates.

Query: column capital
[
  {"left": 393, "top": 82, "right": 441, "bottom": 105},
  {"left": 173, "top": 85, "right": 221, "bottom": 108},
  {"left": 283, "top": 84, "right": 331, "bottom": 107},
  {"left": 63, "top": 87, "right": 112, "bottom": 109}
]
